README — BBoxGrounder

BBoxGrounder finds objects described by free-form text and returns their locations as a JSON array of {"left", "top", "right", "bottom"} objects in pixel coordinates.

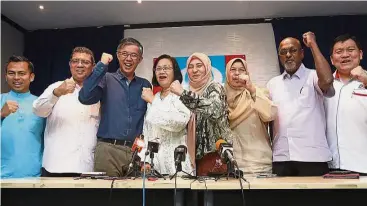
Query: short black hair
[
  {"left": 152, "top": 54, "right": 183, "bottom": 87},
  {"left": 5, "top": 55, "right": 34, "bottom": 73},
  {"left": 330, "top": 34, "right": 362, "bottom": 55},
  {"left": 117, "top": 37, "right": 144, "bottom": 55},
  {"left": 70, "top": 46, "right": 95, "bottom": 64}
]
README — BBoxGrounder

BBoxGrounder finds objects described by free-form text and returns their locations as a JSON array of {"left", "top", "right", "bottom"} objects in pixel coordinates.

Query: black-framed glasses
[
  {"left": 278, "top": 48, "right": 299, "bottom": 56},
  {"left": 70, "top": 59, "right": 92, "bottom": 66},
  {"left": 116, "top": 51, "right": 140, "bottom": 60}
]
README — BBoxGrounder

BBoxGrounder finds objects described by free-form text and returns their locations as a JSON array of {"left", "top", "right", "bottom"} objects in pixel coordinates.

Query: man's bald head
[
  {"left": 279, "top": 37, "right": 302, "bottom": 51},
  {"left": 278, "top": 37, "right": 304, "bottom": 75}
]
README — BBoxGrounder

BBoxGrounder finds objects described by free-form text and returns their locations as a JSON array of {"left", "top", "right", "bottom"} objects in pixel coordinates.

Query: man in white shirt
[
  {"left": 267, "top": 32, "right": 334, "bottom": 176},
  {"left": 325, "top": 34, "right": 367, "bottom": 174},
  {"left": 33, "top": 47, "right": 100, "bottom": 177}
]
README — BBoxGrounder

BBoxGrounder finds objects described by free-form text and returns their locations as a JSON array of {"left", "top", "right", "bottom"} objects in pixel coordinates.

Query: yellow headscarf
[{"left": 224, "top": 58, "right": 254, "bottom": 129}]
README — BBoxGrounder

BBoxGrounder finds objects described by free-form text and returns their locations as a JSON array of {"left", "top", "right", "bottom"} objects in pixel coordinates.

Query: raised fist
[
  {"left": 53, "top": 78, "right": 76, "bottom": 97},
  {"left": 101, "top": 53, "right": 113, "bottom": 65},
  {"left": 1, "top": 100, "right": 18, "bottom": 118}
]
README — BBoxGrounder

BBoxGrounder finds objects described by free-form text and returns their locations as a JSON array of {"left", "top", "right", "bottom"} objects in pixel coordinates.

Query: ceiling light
[
  {"left": 39, "top": 5, "right": 44, "bottom": 10},
  {"left": 137, "top": 0, "right": 142, "bottom": 3}
]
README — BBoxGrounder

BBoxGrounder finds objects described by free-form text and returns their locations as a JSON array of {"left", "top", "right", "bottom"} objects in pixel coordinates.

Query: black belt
[{"left": 98, "top": 138, "right": 133, "bottom": 147}]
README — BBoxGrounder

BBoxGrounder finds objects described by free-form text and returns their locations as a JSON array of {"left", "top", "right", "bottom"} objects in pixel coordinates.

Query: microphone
[
  {"left": 129, "top": 135, "right": 145, "bottom": 168},
  {"left": 145, "top": 141, "right": 159, "bottom": 156},
  {"left": 215, "top": 139, "right": 237, "bottom": 166},
  {"left": 132, "top": 134, "right": 145, "bottom": 153},
  {"left": 174, "top": 145, "right": 187, "bottom": 166}
]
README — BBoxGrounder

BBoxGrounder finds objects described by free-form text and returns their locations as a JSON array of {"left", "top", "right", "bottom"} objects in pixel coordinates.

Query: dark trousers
[
  {"left": 41, "top": 168, "right": 81, "bottom": 177},
  {"left": 273, "top": 161, "right": 329, "bottom": 176},
  {"left": 94, "top": 141, "right": 133, "bottom": 177}
]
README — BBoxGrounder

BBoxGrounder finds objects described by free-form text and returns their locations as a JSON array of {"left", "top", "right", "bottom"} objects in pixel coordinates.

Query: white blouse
[{"left": 138, "top": 92, "right": 193, "bottom": 175}]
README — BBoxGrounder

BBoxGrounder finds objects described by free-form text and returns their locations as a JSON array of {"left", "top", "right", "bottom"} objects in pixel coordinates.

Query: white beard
[{"left": 284, "top": 61, "right": 297, "bottom": 72}]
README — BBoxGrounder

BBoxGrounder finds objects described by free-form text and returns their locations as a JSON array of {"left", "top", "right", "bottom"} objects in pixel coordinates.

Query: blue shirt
[
  {"left": 1, "top": 90, "right": 45, "bottom": 178},
  {"left": 79, "top": 62, "right": 151, "bottom": 141}
]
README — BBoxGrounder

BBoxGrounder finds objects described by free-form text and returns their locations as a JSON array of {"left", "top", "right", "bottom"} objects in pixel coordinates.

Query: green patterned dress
[{"left": 180, "top": 81, "right": 235, "bottom": 159}]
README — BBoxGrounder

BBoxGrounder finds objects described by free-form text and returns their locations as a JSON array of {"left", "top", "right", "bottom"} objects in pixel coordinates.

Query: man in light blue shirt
[{"left": 1, "top": 55, "right": 45, "bottom": 178}]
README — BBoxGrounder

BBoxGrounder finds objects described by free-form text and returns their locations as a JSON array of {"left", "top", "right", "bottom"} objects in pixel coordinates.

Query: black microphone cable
[
  {"left": 185, "top": 175, "right": 209, "bottom": 206},
  {"left": 174, "top": 169, "right": 178, "bottom": 206},
  {"left": 109, "top": 178, "right": 116, "bottom": 205},
  {"left": 142, "top": 154, "right": 148, "bottom": 206},
  {"left": 196, "top": 176, "right": 208, "bottom": 206},
  {"left": 204, "top": 178, "right": 208, "bottom": 206},
  {"left": 235, "top": 163, "right": 250, "bottom": 206}
]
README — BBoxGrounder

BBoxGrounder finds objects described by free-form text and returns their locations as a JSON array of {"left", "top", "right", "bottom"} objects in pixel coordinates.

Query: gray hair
[{"left": 117, "top": 37, "right": 143, "bottom": 55}]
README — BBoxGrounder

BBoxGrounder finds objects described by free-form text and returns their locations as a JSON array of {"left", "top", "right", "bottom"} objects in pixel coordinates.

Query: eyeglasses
[
  {"left": 229, "top": 68, "right": 247, "bottom": 74},
  {"left": 278, "top": 48, "right": 299, "bottom": 56},
  {"left": 155, "top": 66, "right": 173, "bottom": 72},
  {"left": 117, "top": 51, "right": 140, "bottom": 60},
  {"left": 70, "top": 59, "right": 92, "bottom": 66}
]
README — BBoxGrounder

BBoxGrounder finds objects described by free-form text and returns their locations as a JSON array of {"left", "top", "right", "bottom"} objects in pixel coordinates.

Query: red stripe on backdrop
[
  {"left": 225, "top": 55, "right": 246, "bottom": 65},
  {"left": 152, "top": 57, "right": 161, "bottom": 94}
]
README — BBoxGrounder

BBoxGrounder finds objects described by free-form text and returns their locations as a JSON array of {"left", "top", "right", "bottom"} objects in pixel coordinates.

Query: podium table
[{"left": 2, "top": 176, "right": 367, "bottom": 206}]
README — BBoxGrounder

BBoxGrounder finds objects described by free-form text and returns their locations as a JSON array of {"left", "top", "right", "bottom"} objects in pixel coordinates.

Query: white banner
[{"left": 125, "top": 23, "right": 280, "bottom": 88}]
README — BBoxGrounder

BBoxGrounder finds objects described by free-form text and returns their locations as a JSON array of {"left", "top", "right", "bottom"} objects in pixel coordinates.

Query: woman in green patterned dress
[{"left": 169, "top": 52, "right": 235, "bottom": 176}]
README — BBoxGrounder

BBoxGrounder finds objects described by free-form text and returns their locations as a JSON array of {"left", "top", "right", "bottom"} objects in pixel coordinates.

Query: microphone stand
[
  {"left": 145, "top": 151, "right": 166, "bottom": 180},
  {"left": 170, "top": 161, "right": 194, "bottom": 180},
  {"left": 124, "top": 153, "right": 141, "bottom": 180},
  {"left": 124, "top": 135, "right": 145, "bottom": 180},
  {"left": 216, "top": 161, "right": 247, "bottom": 182}
]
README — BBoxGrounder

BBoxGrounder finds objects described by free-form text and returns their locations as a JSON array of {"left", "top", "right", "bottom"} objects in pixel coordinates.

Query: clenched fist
[
  {"left": 141, "top": 87, "right": 154, "bottom": 104},
  {"left": 351, "top": 66, "right": 367, "bottom": 86},
  {"left": 302, "top": 31, "right": 317, "bottom": 48},
  {"left": 101, "top": 53, "right": 113, "bottom": 65},
  {"left": 1, "top": 100, "right": 19, "bottom": 118},
  {"left": 169, "top": 80, "right": 184, "bottom": 96},
  {"left": 238, "top": 73, "right": 256, "bottom": 94},
  {"left": 53, "top": 78, "right": 76, "bottom": 97}
]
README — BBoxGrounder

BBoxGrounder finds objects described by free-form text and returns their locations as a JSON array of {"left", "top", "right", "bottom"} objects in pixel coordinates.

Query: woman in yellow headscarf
[{"left": 224, "top": 58, "right": 277, "bottom": 174}]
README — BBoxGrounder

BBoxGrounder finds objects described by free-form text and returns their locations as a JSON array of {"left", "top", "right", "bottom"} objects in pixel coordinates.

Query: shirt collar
[
  {"left": 282, "top": 63, "right": 306, "bottom": 79},
  {"left": 333, "top": 70, "right": 354, "bottom": 85},
  {"left": 334, "top": 70, "right": 341, "bottom": 80},
  {"left": 116, "top": 69, "right": 136, "bottom": 82},
  {"left": 75, "top": 84, "right": 82, "bottom": 90},
  {"left": 9, "top": 90, "right": 31, "bottom": 98}
]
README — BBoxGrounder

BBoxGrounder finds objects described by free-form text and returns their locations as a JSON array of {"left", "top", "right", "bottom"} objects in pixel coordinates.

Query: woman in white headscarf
[
  {"left": 170, "top": 52, "right": 235, "bottom": 176},
  {"left": 224, "top": 58, "right": 277, "bottom": 174}
]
